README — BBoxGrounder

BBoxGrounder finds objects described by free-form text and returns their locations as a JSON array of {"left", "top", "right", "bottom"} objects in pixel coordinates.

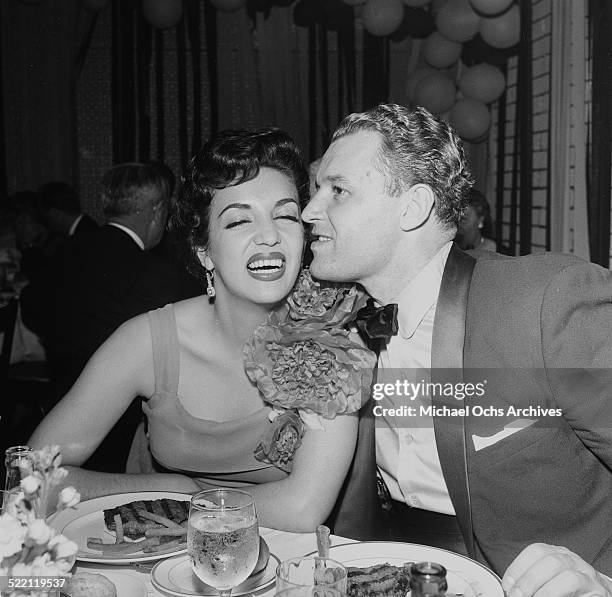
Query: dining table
[{"left": 74, "top": 526, "right": 354, "bottom": 597}]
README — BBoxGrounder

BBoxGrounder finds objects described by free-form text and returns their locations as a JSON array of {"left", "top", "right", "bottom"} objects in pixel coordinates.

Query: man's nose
[{"left": 302, "top": 190, "right": 323, "bottom": 224}]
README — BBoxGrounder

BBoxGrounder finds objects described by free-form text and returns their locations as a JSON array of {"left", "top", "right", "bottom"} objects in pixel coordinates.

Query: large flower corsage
[{"left": 244, "top": 269, "right": 376, "bottom": 472}]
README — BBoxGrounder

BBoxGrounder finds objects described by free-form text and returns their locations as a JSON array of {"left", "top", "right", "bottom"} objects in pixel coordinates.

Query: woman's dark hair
[
  {"left": 467, "top": 188, "right": 494, "bottom": 239},
  {"left": 170, "top": 127, "right": 309, "bottom": 286}
]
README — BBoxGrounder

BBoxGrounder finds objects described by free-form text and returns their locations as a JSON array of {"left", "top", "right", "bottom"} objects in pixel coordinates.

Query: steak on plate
[
  {"left": 103, "top": 498, "right": 189, "bottom": 540},
  {"left": 346, "top": 563, "right": 412, "bottom": 597}
]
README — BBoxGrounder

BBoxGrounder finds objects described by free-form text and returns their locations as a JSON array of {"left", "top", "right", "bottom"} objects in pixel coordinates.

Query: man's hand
[{"left": 502, "top": 543, "right": 612, "bottom": 597}]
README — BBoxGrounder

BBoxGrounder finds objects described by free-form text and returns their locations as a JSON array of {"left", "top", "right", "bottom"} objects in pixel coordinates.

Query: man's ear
[
  {"left": 196, "top": 248, "right": 214, "bottom": 270},
  {"left": 399, "top": 184, "right": 436, "bottom": 231}
]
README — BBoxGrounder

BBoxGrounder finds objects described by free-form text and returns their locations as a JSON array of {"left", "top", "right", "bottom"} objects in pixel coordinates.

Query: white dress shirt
[
  {"left": 376, "top": 241, "right": 455, "bottom": 515},
  {"left": 108, "top": 222, "right": 145, "bottom": 250}
]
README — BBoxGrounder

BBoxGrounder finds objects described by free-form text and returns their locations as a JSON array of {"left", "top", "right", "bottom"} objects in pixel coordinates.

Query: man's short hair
[
  {"left": 102, "top": 162, "right": 171, "bottom": 218},
  {"left": 332, "top": 104, "right": 474, "bottom": 227}
]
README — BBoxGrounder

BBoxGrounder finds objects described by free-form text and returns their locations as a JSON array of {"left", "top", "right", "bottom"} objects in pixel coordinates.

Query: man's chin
[{"left": 309, "top": 261, "right": 346, "bottom": 283}]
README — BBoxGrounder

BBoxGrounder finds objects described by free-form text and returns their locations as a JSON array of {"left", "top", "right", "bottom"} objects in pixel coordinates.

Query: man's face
[{"left": 302, "top": 130, "right": 401, "bottom": 289}]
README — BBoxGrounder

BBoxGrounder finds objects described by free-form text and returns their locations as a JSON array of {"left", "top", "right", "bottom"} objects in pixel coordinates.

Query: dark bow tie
[{"left": 354, "top": 299, "right": 399, "bottom": 342}]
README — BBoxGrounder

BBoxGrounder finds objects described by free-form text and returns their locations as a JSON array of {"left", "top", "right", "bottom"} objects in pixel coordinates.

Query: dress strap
[{"left": 147, "top": 304, "right": 180, "bottom": 396}]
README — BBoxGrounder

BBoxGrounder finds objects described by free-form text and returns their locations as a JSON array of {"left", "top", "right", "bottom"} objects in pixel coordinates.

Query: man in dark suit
[
  {"left": 303, "top": 104, "right": 612, "bottom": 596},
  {"left": 21, "top": 163, "right": 200, "bottom": 471}
]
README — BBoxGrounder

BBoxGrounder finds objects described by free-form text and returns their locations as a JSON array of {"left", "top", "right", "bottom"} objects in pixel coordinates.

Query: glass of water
[{"left": 187, "top": 489, "right": 260, "bottom": 597}]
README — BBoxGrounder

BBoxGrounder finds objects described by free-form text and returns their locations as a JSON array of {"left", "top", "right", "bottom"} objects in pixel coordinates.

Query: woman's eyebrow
[
  {"left": 275, "top": 198, "right": 299, "bottom": 207},
  {"left": 217, "top": 203, "right": 251, "bottom": 218}
]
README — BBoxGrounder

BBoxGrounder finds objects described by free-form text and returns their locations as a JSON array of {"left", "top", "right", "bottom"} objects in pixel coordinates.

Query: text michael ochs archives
[{"left": 370, "top": 379, "right": 563, "bottom": 419}]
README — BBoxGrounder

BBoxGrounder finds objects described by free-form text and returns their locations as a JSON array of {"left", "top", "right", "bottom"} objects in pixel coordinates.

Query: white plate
[
  {"left": 304, "top": 541, "right": 503, "bottom": 597},
  {"left": 72, "top": 569, "right": 147, "bottom": 597},
  {"left": 151, "top": 551, "right": 279, "bottom": 596},
  {"left": 49, "top": 491, "right": 191, "bottom": 564}
]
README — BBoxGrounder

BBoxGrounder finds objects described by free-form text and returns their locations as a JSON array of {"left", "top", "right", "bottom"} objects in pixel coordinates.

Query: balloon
[
  {"left": 436, "top": 0, "right": 480, "bottom": 42},
  {"left": 342, "top": 0, "right": 367, "bottom": 4},
  {"left": 461, "top": 33, "right": 517, "bottom": 65},
  {"left": 414, "top": 72, "right": 456, "bottom": 114},
  {"left": 406, "top": 66, "right": 437, "bottom": 102},
  {"left": 459, "top": 63, "right": 505, "bottom": 103},
  {"left": 450, "top": 98, "right": 491, "bottom": 140},
  {"left": 362, "top": 0, "right": 404, "bottom": 36},
  {"left": 401, "top": 0, "right": 430, "bottom": 6},
  {"left": 480, "top": 3, "right": 520, "bottom": 49},
  {"left": 142, "top": 0, "right": 183, "bottom": 28},
  {"left": 210, "top": 0, "right": 248, "bottom": 10},
  {"left": 469, "top": 0, "right": 513, "bottom": 16},
  {"left": 423, "top": 31, "right": 462, "bottom": 68},
  {"left": 82, "top": 0, "right": 109, "bottom": 11}
]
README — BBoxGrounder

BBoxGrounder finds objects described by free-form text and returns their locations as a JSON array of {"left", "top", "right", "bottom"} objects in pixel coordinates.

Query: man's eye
[
  {"left": 275, "top": 214, "right": 299, "bottom": 222},
  {"left": 332, "top": 186, "right": 347, "bottom": 196},
  {"left": 226, "top": 219, "right": 249, "bottom": 229}
]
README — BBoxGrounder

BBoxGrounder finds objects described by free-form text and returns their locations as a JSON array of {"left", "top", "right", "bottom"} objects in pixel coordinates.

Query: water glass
[
  {"left": 276, "top": 557, "right": 347, "bottom": 594},
  {"left": 187, "top": 488, "right": 260, "bottom": 597}
]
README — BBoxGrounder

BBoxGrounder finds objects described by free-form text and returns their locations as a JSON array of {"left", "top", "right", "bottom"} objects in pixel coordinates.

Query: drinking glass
[
  {"left": 276, "top": 557, "right": 347, "bottom": 594},
  {"left": 3, "top": 445, "right": 31, "bottom": 512},
  {"left": 187, "top": 489, "right": 260, "bottom": 597}
]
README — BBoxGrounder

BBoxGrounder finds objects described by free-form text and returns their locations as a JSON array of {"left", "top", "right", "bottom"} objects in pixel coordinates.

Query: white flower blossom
[
  {"left": 48, "top": 534, "right": 78, "bottom": 571},
  {"left": 20, "top": 474, "right": 42, "bottom": 495},
  {"left": 57, "top": 487, "right": 80, "bottom": 510},
  {"left": 24, "top": 519, "right": 53, "bottom": 546},
  {"left": 0, "top": 514, "right": 26, "bottom": 559}
]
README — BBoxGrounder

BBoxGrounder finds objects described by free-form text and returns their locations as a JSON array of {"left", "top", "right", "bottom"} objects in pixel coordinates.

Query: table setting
[{"left": 1, "top": 446, "right": 503, "bottom": 597}]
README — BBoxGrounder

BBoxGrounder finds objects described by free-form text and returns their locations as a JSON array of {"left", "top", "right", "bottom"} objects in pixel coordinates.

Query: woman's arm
[
  {"left": 29, "top": 314, "right": 201, "bottom": 498},
  {"left": 246, "top": 413, "right": 358, "bottom": 533}
]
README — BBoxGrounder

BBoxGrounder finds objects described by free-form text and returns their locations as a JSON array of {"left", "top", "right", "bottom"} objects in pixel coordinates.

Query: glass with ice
[{"left": 187, "top": 488, "right": 260, "bottom": 597}]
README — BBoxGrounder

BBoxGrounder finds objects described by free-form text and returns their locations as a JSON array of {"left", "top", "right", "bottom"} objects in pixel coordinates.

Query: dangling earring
[{"left": 206, "top": 269, "right": 216, "bottom": 299}]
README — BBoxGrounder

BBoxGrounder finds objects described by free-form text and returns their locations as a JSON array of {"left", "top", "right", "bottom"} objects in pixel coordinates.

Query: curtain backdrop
[{"left": 1, "top": 0, "right": 80, "bottom": 194}]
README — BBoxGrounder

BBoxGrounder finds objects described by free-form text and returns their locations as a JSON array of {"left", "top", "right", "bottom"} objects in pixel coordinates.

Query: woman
[
  {"left": 455, "top": 188, "right": 497, "bottom": 252},
  {"left": 29, "top": 129, "right": 359, "bottom": 532}
]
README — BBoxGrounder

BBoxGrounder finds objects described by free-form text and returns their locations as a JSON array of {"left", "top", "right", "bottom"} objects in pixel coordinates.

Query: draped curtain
[{"left": 1, "top": 0, "right": 80, "bottom": 194}]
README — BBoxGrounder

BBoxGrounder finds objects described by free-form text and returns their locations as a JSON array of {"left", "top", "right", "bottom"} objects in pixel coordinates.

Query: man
[
  {"left": 21, "top": 163, "right": 200, "bottom": 471},
  {"left": 303, "top": 104, "right": 612, "bottom": 596}
]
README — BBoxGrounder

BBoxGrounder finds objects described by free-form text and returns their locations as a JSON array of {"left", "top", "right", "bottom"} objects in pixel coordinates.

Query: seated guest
[
  {"left": 22, "top": 163, "right": 201, "bottom": 472},
  {"left": 455, "top": 188, "right": 497, "bottom": 251},
  {"left": 29, "top": 129, "right": 363, "bottom": 532}
]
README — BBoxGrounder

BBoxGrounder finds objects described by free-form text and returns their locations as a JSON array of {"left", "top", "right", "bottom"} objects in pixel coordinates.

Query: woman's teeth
[{"left": 247, "top": 258, "right": 284, "bottom": 271}]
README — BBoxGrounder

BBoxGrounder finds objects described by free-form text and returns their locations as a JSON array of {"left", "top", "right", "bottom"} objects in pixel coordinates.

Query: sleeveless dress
[{"left": 127, "top": 304, "right": 286, "bottom": 487}]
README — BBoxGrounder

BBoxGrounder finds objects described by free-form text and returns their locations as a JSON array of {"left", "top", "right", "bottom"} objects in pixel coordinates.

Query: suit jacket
[
  {"left": 334, "top": 244, "right": 612, "bottom": 577},
  {"left": 21, "top": 224, "right": 201, "bottom": 471}
]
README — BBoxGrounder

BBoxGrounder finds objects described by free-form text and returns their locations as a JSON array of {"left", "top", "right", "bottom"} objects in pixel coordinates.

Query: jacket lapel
[{"left": 431, "top": 244, "right": 476, "bottom": 557}]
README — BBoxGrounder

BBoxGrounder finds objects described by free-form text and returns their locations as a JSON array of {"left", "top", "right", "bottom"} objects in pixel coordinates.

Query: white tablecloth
[{"left": 77, "top": 528, "right": 355, "bottom": 597}]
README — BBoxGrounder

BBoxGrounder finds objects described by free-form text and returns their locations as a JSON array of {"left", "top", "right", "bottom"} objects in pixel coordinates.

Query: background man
[
  {"left": 303, "top": 103, "right": 612, "bottom": 597},
  {"left": 21, "top": 162, "right": 200, "bottom": 471}
]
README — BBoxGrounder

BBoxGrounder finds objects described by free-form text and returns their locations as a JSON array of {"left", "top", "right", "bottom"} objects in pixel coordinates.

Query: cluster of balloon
[{"left": 405, "top": 0, "right": 519, "bottom": 141}]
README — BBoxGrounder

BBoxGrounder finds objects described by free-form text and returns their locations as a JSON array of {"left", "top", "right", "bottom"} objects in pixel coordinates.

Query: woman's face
[{"left": 203, "top": 167, "right": 304, "bottom": 307}]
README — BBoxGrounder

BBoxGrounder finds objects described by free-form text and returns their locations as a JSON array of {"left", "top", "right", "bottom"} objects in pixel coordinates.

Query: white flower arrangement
[{"left": 0, "top": 446, "right": 80, "bottom": 596}]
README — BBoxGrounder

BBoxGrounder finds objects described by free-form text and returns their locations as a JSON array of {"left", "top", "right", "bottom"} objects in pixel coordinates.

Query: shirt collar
[
  {"left": 68, "top": 214, "right": 84, "bottom": 236},
  {"left": 107, "top": 222, "right": 145, "bottom": 250},
  {"left": 393, "top": 241, "right": 453, "bottom": 339}
]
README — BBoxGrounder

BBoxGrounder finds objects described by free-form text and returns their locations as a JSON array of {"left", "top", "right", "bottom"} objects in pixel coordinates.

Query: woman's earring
[{"left": 206, "top": 269, "right": 216, "bottom": 299}]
